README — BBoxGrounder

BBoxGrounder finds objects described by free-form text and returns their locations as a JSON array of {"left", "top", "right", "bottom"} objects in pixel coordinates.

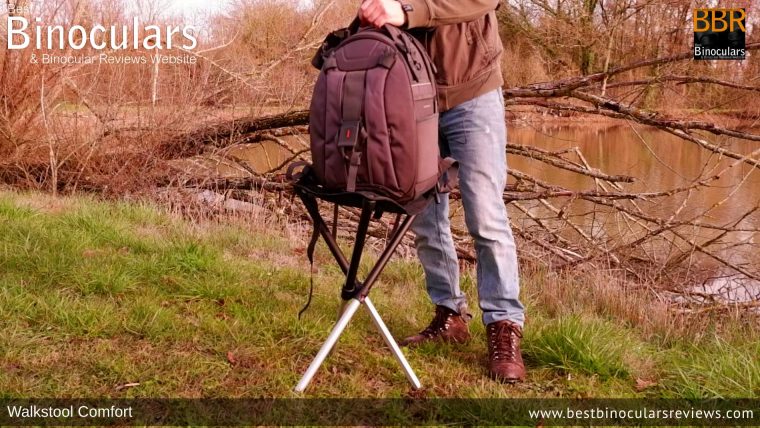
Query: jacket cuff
[{"left": 400, "top": 0, "right": 431, "bottom": 28}]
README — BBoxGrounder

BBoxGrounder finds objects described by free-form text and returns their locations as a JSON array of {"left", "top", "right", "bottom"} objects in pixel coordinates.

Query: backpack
[
  {"left": 290, "top": 22, "right": 459, "bottom": 318},
  {"left": 308, "top": 20, "right": 446, "bottom": 203}
]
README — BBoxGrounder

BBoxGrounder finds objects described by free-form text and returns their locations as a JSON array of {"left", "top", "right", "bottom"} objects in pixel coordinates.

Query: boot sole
[
  {"left": 488, "top": 371, "right": 525, "bottom": 383},
  {"left": 400, "top": 335, "right": 471, "bottom": 348}
]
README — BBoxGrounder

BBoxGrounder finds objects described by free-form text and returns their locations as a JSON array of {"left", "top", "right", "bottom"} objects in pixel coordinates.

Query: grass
[
  {"left": 523, "top": 314, "right": 636, "bottom": 380},
  {"left": 0, "top": 190, "right": 758, "bottom": 400}
]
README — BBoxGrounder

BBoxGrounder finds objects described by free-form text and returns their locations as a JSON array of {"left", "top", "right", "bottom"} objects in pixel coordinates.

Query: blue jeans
[{"left": 411, "top": 88, "right": 524, "bottom": 327}]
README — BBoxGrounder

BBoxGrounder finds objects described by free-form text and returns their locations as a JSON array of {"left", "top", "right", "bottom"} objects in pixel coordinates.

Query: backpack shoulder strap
[
  {"left": 286, "top": 161, "right": 310, "bottom": 182},
  {"left": 298, "top": 194, "right": 322, "bottom": 320}
]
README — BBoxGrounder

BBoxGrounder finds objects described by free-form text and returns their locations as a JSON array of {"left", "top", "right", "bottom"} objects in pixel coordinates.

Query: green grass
[
  {"left": 0, "top": 191, "right": 758, "bottom": 400},
  {"left": 661, "top": 337, "right": 760, "bottom": 399},
  {"left": 524, "top": 314, "right": 636, "bottom": 380}
]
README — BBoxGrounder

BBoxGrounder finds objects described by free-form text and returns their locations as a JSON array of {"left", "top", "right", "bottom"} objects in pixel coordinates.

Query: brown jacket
[{"left": 401, "top": 0, "right": 503, "bottom": 111}]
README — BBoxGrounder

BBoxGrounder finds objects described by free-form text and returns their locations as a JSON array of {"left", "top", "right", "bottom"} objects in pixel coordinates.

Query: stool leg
[
  {"left": 294, "top": 298, "right": 362, "bottom": 393},
  {"left": 364, "top": 298, "right": 422, "bottom": 390},
  {"left": 342, "top": 200, "right": 374, "bottom": 299}
]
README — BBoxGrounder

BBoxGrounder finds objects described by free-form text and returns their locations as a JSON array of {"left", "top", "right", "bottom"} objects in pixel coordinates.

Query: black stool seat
[
  {"left": 292, "top": 170, "right": 433, "bottom": 301},
  {"left": 293, "top": 176, "right": 433, "bottom": 216}
]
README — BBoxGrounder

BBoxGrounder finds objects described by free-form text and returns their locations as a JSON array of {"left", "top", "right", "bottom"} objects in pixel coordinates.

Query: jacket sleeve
[{"left": 402, "top": 0, "right": 500, "bottom": 28}]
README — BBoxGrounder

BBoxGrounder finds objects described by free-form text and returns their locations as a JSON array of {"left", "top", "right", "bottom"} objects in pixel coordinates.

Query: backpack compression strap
[{"left": 337, "top": 70, "right": 367, "bottom": 193}]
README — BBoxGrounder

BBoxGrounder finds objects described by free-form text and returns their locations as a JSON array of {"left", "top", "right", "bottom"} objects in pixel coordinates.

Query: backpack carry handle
[
  {"left": 349, "top": 17, "right": 408, "bottom": 52},
  {"left": 351, "top": 18, "right": 426, "bottom": 81},
  {"left": 313, "top": 17, "right": 410, "bottom": 69}
]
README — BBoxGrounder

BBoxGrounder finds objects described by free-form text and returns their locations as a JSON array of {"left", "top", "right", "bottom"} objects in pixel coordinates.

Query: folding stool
[{"left": 291, "top": 171, "right": 433, "bottom": 393}]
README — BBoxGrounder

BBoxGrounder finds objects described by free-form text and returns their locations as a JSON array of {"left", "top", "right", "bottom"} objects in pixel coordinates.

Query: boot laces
[
  {"left": 489, "top": 321, "right": 522, "bottom": 361},
  {"left": 421, "top": 306, "right": 454, "bottom": 338}
]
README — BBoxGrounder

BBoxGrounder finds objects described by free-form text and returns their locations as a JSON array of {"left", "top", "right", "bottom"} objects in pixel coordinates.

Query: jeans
[{"left": 411, "top": 88, "right": 524, "bottom": 327}]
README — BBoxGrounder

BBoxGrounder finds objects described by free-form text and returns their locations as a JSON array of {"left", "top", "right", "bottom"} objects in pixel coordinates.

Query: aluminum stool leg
[
  {"left": 293, "top": 297, "right": 423, "bottom": 392},
  {"left": 294, "top": 298, "right": 362, "bottom": 393},
  {"left": 364, "top": 297, "right": 422, "bottom": 390}
]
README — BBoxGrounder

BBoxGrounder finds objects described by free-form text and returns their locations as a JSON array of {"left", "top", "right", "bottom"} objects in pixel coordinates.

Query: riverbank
[
  {"left": 1, "top": 191, "right": 758, "bottom": 400},
  {"left": 506, "top": 107, "right": 759, "bottom": 129}
]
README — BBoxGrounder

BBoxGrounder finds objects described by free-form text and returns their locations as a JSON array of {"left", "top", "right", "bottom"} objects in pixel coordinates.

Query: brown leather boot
[
  {"left": 399, "top": 305, "right": 471, "bottom": 347},
  {"left": 486, "top": 320, "right": 526, "bottom": 383}
]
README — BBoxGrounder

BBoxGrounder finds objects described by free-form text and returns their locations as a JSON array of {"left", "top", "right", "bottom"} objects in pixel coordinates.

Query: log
[{"left": 162, "top": 110, "right": 309, "bottom": 158}]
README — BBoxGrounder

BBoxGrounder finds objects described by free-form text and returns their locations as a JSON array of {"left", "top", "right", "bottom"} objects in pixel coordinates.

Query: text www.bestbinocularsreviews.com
[{"left": 528, "top": 407, "right": 754, "bottom": 422}]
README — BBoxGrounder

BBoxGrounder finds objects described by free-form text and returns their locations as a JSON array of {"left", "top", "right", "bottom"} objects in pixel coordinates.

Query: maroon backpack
[{"left": 308, "top": 21, "right": 449, "bottom": 203}]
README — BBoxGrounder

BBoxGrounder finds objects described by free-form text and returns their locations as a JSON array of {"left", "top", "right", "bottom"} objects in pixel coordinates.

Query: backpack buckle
[{"left": 338, "top": 120, "right": 362, "bottom": 149}]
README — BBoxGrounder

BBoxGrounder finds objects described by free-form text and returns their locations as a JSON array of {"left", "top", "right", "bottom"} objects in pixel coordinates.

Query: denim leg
[
  {"left": 410, "top": 193, "right": 467, "bottom": 314},
  {"left": 410, "top": 134, "right": 467, "bottom": 315},
  {"left": 413, "top": 88, "right": 524, "bottom": 327}
]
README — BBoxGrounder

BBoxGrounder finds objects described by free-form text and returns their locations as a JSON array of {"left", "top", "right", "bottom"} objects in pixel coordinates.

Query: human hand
[{"left": 358, "top": 0, "right": 405, "bottom": 28}]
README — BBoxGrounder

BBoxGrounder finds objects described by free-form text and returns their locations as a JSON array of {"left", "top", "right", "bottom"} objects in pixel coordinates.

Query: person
[{"left": 358, "top": 0, "right": 525, "bottom": 382}]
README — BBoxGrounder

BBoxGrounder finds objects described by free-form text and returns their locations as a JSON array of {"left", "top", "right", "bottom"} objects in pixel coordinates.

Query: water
[
  {"left": 507, "top": 122, "right": 759, "bottom": 303},
  {"left": 210, "top": 122, "right": 760, "bottom": 302},
  {"left": 508, "top": 123, "right": 760, "bottom": 224}
]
